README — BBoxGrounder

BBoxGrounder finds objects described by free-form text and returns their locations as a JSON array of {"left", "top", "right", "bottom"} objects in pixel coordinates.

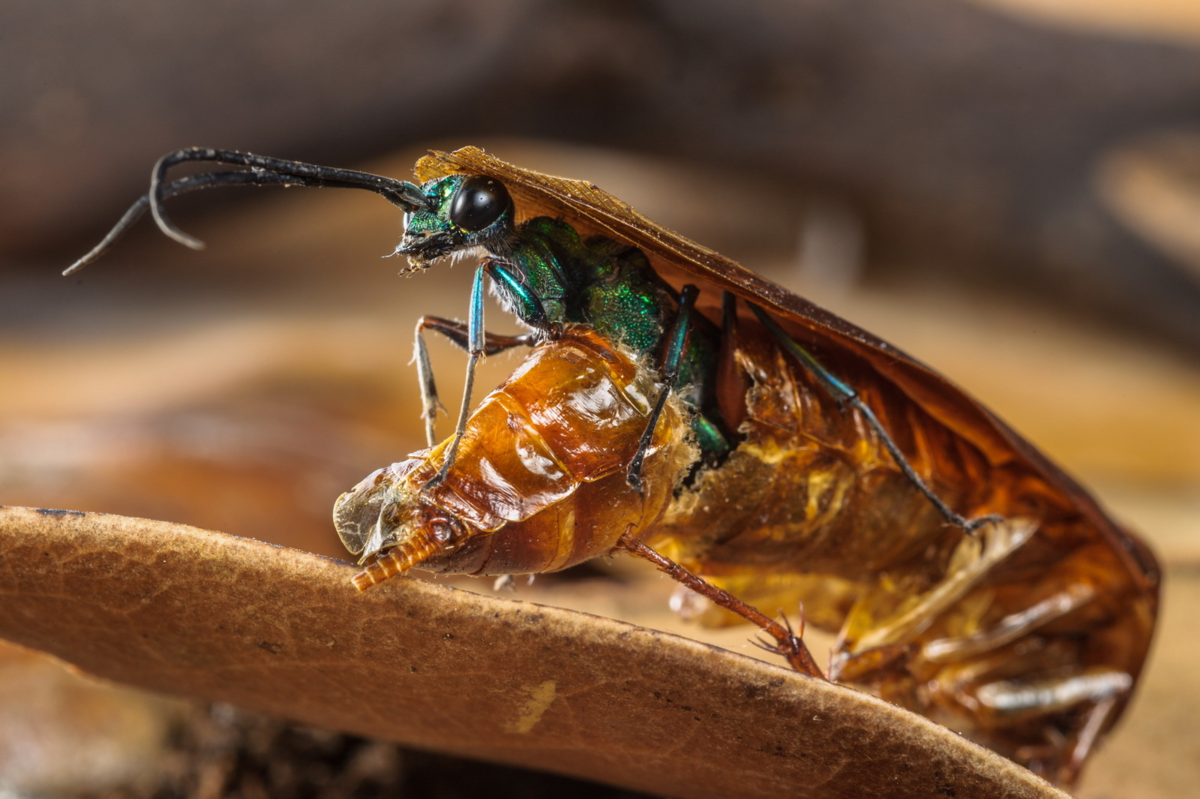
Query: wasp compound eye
[{"left": 449, "top": 176, "right": 511, "bottom": 232}]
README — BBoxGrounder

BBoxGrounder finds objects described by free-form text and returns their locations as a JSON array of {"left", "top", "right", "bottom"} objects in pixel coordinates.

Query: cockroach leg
[
  {"left": 988, "top": 672, "right": 1130, "bottom": 781},
  {"left": 614, "top": 529, "right": 822, "bottom": 678},
  {"left": 1059, "top": 695, "right": 1121, "bottom": 788},
  {"left": 826, "top": 643, "right": 912, "bottom": 684}
]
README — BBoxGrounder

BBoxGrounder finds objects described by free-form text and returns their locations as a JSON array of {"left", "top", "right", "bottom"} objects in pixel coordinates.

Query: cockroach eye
[
  {"left": 430, "top": 521, "right": 460, "bottom": 550},
  {"left": 449, "top": 176, "right": 511, "bottom": 232}
]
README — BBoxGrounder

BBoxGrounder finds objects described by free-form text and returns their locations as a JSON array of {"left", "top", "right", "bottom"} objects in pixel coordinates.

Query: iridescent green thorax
[
  {"left": 572, "top": 235, "right": 670, "bottom": 356},
  {"left": 495, "top": 217, "right": 575, "bottom": 325},
  {"left": 502, "top": 218, "right": 730, "bottom": 459}
]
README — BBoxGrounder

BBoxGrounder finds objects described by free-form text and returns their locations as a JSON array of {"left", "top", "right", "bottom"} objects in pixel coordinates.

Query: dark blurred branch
[{"left": 6, "top": 0, "right": 1200, "bottom": 346}]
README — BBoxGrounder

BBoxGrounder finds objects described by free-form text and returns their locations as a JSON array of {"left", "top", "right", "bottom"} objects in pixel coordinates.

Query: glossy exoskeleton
[{"left": 69, "top": 146, "right": 1160, "bottom": 788}]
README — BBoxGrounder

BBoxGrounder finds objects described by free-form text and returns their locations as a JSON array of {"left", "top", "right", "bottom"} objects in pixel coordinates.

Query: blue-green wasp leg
[
  {"left": 415, "top": 317, "right": 536, "bottom": 357},
  {"left": 747, "top": 302, "right": 1002, "bottom": 535},
  {"left": 627, "top": 284, "right": 700, "bottom": 493},
  {"left": 413, "top": 315, "right": 537, "bottom": 447},
  {"left": 485, "top": 259, "right": 559, "bottom": 337},
  {"left": 425, "top": 265, "right": 488, "bottom": 489},
  {"left": 425, "top": 259, "right": 554, "bottom": 488}
]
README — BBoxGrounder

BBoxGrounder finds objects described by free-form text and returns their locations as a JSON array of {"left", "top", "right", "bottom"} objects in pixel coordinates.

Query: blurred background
[{"left": 2, "top": 1, "right": 1199, "bottom": 796}]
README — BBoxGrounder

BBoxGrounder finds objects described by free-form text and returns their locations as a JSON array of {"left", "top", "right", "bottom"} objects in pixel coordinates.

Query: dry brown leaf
[{"left": 0, "top": 505, "right": 1067, "bottom": 799}]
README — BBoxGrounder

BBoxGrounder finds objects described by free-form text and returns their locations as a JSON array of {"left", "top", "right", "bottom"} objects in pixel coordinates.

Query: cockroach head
[
  {"left": 395, "top": 174, "right": 514, "bottom": 267},
  {"left": 333, "top": 462, "right": 471, "bottom": 573}
]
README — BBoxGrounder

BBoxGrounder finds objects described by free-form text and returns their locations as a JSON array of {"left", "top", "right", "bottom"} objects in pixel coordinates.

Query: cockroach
[{"left": 69, "top": 146, "right": 1160, "bottom": 787}]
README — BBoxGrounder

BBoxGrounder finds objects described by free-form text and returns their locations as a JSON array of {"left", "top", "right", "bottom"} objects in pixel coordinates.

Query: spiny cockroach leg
[{"left": 614, "top": 529, "right": 822, "bottom": 678}]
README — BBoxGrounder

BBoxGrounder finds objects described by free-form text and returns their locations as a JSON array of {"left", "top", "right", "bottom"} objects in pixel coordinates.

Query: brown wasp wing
[{"left": 414, "top": 147, "right": 1159, "bottom": 599}]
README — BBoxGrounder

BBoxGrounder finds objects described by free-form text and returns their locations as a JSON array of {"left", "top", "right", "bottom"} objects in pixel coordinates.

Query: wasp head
[{"left": 396, "top": 174, "right": 515, "bottom": 268}]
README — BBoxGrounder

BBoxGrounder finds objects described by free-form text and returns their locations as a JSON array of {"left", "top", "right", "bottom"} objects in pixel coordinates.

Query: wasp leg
[
  {"left": 627, "top": 284, "right": 700, "bottom": 492},
  {"left": 425, "top": 260, "right": 554, "bottom": 489},
  {"left": 747, "top": 302, "right": 1002, "bottom": 535},
  {"left": 413, "top": 315, "right": 536, "bottom": 447},
  {"left": 425, "top": 266, "right": 487, "bottom": 489},
  {"left": 416, "top": 316, "right": 535, "bottom": 356},
  {"left": 614, "top": 529, "right": 823, "bottom": 678}
]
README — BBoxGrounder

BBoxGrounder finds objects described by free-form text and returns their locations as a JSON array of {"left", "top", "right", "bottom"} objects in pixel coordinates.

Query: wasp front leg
[
  {"left": 426, "top": 259, "right": 560, "bottom": 487},
  {"left": 413, "top": 315, "right": 537, "bottom": 447}
]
